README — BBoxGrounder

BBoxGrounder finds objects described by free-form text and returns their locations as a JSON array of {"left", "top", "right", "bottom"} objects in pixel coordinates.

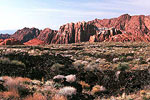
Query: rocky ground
[{"left": 0, "top": 42, "right": 150, "bottom": 100}]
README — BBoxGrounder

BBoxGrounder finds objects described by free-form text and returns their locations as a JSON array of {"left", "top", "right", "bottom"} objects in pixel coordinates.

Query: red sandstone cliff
[
  {"left": 37, "top": 28, "right": 58, "bottom": 44},
  {"left": 4, "top": 14, "right": 150, "bottom": 45}
]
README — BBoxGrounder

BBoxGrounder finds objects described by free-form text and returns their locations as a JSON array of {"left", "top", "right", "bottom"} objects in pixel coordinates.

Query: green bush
[
  {"left": 11, "top": 60, "right": 26, "bottom": 67},
  {"left": 143, "top": 96, "right": 150, "bottom": 100},
  {"left": 117, "top": 62, "right": 130, "bottom": 71},
  {"left": 51, "top": 63, "right": 64, "bottom": 71}
]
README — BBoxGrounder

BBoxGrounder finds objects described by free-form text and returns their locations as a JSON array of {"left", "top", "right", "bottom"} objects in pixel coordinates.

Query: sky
[{"left": 0, "top": 0, "right": 150, "bottom": 34}]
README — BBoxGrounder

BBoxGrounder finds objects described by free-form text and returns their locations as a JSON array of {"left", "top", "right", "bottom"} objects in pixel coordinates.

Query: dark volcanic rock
[{"left": 11, "top": 27, "right": 40, "bottom": 43}]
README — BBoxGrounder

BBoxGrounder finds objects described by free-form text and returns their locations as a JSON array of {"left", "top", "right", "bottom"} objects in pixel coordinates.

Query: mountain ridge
[{"left": 1, "top": 14, "right": 150, "bottom": 45}]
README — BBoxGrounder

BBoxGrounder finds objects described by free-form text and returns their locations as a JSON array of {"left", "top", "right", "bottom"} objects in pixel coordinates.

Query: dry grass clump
[
  {"left": 15, "top": 77, "right": 31, "bottom": 83},
  {"left": 51, "top": 95, "right": 67, "bottom": 100},
  {"left": 91, "top": 85, "right": 106, "bottom": 95},
  {"left": 1, "top": 76, "right": 32, "bottom": 99},
  {"left": 79, "top": 81, "right": 90, "bottom": 89},
  {"left": 0, "top": 89, "right": 19, "bottom": 99},
  {"left": 23, "top": 93, "right": 47, "bottom": 100}
]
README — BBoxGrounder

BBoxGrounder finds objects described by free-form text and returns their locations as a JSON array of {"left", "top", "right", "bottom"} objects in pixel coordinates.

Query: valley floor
[{"left": 0, "top": 42, "right": 150, "bottom": 100}]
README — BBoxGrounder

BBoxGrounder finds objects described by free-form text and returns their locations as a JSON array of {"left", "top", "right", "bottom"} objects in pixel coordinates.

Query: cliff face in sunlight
[{"left": 1, "top": 14, "right": 150, "bottom": 45}]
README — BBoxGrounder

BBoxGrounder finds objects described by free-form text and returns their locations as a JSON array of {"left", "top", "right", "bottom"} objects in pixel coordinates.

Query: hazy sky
[{"left": 0, "top": 0, "right": 150, "bottom": 33}]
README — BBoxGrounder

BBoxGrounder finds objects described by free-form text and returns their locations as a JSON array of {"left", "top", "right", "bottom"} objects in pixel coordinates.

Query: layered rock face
[
  {"left": 0, "top": 38, "right": 22, "bottom": 45},
  {"left": 4, "top": 14, "right": 150, "bottom": 44},
  {"left": 89, "top": 14, "right": 150, "bottom": 42},
  {"left": 11, "top": 27, "right": 40, "bottom": 43},
  {"left": 50, "top": 14, "right": 150, "bottom": 43},
  {"left": 51, "top": 21, "right": 97, "bottom": 44},
  {"left": 37, "top": 28, "right": 58, "bottom": 44}
]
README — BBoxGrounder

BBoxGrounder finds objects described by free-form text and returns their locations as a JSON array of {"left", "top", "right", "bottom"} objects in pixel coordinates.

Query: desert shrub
[
  {"left": 138, "top": 56, "right": 147, "bottom": 64},
  {"left": 18, "top": 85, "right": 31, "bottom": 98},
  {"left": 0, "top": 58, "right": 25, "bottom": 67},
  {"left": 1, "top": 52, "right": 75, "bottom": 79},
  {"left": 54, "top": 83, "right": 64, "bottom": 89},
  {"left": 117, "top": 62, "right": 130, "bottom": 71},
  {"left": 0, "top": 90, "right": 19, "bottom": 100},
  {"left": 58, "top": 86, "right": 77, "bottom": 96},
  {"left": 51, "top": 95, "right": 67, "bottom": 100},
  {"left": 23, "top": 93, "right": 47, "bottom": 100},
  {"left": 11, "top": 60, "right": 26, "bottom": 67},
  {"left": 0, "top": 84, "right": 7, "bottom": 92},
  {"left": 51, "top": 63, "right": 64, "bottom": 73},
  {"left": 91, "top": 85, "right": 106, "bottom": 95},
  {"left": 0, "top": 58, "right": 11, "bottom": 64},
  {"left": 79, "top": 81, "right": 90, "bottom": 90},
  {"left": 143, "top": 96, "right": 150, "bottom": 100},
  {"left": 0, "top": 58, "right": 26, "bottom": 76}
]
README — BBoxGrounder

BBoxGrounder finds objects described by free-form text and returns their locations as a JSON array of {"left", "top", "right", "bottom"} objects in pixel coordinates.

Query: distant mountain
[
  {"left": 11, "top": 27, "right": 40, "bottom": 43},
  {"left": 0, "top": 34, "right": 10, "bottom": 39},
  {"left": 0, "top": 30, "right": 16, "bottom": 34},
  {"left": 0, "top": 38, "right": 22, "bottom": 45},
  {"left": 2, "top": 14, "right": 150, "bottom": 45}
]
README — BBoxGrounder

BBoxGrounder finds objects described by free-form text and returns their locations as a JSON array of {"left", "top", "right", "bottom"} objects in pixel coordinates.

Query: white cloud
[{"left": 0, "top": 0, "right": 150, "bottom": 31}]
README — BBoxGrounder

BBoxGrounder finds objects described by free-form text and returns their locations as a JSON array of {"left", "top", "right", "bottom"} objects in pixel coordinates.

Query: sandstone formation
[
  {"left": 11, "top": 27, "right": 40, "bottom": 43},
  {"left": 37, "top": 28, "right": 58, "bottom": 44},
  {"left": 0, "top": 38, "right": 22, "bottom": 45},
  {"left": 51, "top": 22, "right": 97, "bottom": 44},
  {"left": 50, "top": 14, "right": 150, "bottom": 43},
  {"left": 89, "top": 14, "right": 150, "bottom": 42},
  {"left": 23, "top": 38, "right": 45, "bottom": 45},
  {"left": 3, "top": 14, "right": 150, "bottom": 45}
]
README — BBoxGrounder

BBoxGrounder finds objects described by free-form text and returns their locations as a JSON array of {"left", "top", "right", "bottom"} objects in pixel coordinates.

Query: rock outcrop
[
  {"left": 37, "top": 28, "right": 58, "bottom": 44},
  {"left": 51, "top": 22, "right": 97, "bottom": 44},
  {"left": 23, "top": 38, "right": 45, "bottom": 45},
  {"left": 89, "top": 14, "right": 150, "bottom": 42},
  {"left": 0, "top": 38, "right": 22, "bottom": 45},
  {"left": 4, "top": 14, "right": 150, "bottom": 44},
  {"left": 11, "top": 27, "right": 40, "bottom": 43}
]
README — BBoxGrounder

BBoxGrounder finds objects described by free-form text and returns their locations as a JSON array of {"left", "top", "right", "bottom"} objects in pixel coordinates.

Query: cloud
[
  {"left": 1, "top": 0, "right": 150, "bottom": 31},
  {"left": 56, "top": 0, "right": 150, "bottom": 15},
  {"left": 31, "top": 7, "right": 120, "bottom": 19}
]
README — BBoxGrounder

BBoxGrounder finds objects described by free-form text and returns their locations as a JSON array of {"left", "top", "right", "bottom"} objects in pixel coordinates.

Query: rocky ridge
[{"left": 1, "top": 14, "right": 150, "bottom": 45}]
